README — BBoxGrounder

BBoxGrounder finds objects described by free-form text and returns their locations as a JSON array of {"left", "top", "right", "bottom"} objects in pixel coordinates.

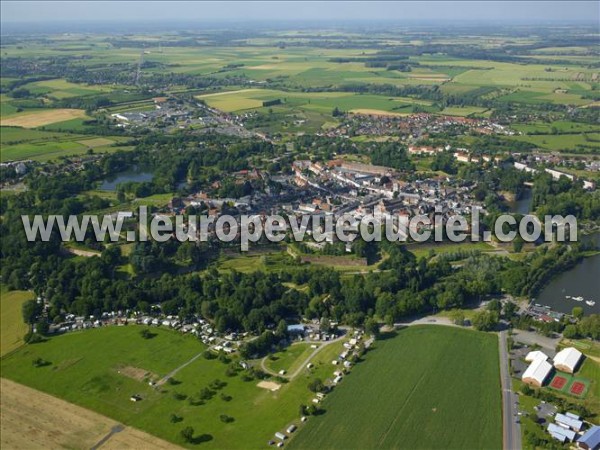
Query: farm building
[
  {"left": 525, "top": 350, "right": 548, "bottom": 362},
  {"left": 553, "top": 347, "right": 583, "bottom": 373},
  {"left": 286, "top": 425, "right": 297, "bottom": 433},
  {"left": 577, "top": 425, "right": 600, "bottom": 450},
  {"left": 548, "top": 423, "right": 576, "bottom": 443},
  {"left": 522, "top": 357, "right": 553, "bottom": 387},
  {"left": 555, "top": 413, "right": 584, "bottom": 432}
]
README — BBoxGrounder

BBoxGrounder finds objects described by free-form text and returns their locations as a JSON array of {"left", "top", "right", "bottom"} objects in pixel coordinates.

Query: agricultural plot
[
  {"left": 0, "top": 108, "right": 88, "bottom": 128},
  {"left": 0, "top": 285, "right": 33, "bottom": 356},
  {"left": 1, "top": 140, "right": 87, "bottom": 162},
  {"left": 0, "top": 378, "right": 178, "bottom": 450},
  {"left": 508, "top": 132, "right": 600, "bottom": 152},
  {"left": 0, "top": 126, "right": 125, "bottom": 162},
  {"left": 197, "top": 88, "right": 430, "bottom": 116},
  {"left": 289, "top": 326, "right": 502, "bottom": 450},
  {"left": 21, "top": 79, "right": 115, "bottom": 99}
]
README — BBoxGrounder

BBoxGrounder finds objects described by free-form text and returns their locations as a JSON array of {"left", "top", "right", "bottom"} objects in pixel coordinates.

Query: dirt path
[{"left": 155, "top": 350, "right": 205, "bottom": 386}]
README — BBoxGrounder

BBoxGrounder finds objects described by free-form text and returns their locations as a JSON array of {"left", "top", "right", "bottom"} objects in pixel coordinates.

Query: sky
[{"left": 1, "top": 1, "right": 599, "bottom": 24}]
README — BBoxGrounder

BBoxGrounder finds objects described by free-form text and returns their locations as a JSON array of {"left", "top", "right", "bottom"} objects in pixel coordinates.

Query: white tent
[
  {"left": 522, "top": 357, "right": 553, "bottom": 387},
  {"left": 553, "top": 347, "right": 582, "bottom": 374},
  {"left": 525, "top": 350, "right": 548, "bottom": 363}
]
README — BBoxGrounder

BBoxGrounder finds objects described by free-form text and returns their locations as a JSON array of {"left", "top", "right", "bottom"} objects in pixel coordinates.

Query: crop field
[
  {"left": 289, "top": 326, "right": 502, "bottom": 450},
  {"left": 0, "top": 108, "right": 88, "bottom": 127},
  {"left": 508, "top": 132, "right": 600, "bottom": 152},
  {"left": 0, "top": 285, "right": 33, "bottom": 356},
  {"left": 0, "top": 126, "right": 126, "bottom": 162},
  {"left": 21, "top": 79, "right": 116, "bottom": 99},
  {"left": 1, "top": 140, "right": 87, "bottom": 162},
  {"left": 196, "top": 87, "right": 490, "bottom": 119},
  {"left": 1, "top": 325, "right": 350, "bottom": 449},
  {"left": 0, "top": 378, "right": 179, "bottom": 450}
]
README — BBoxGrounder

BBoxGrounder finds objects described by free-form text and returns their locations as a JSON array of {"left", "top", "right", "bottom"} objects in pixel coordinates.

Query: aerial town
[{"left": 1, "top": 3, "right": 599, "bottom": 450}]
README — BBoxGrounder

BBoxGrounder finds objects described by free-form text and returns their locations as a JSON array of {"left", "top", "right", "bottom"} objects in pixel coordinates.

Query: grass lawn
[
  {"left": 1, "top": 140, "right": 87, "bottom": 162},
  {"left": 289, "top": 326, "right": 502, "bottom": 450},
  {"left": 265, "top": 343, "right": 318, "bottom": 374},
  {"left": 1, "top": 325, "right": 352, "bottom": 449},
  {"left": 0, "top": 285, "right": 33, "bottom": 356},
  {"left": 405, "top": 241, "right": 495, "bottom": 259}
]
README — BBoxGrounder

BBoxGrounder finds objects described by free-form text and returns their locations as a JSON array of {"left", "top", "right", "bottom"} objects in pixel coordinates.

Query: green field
[
  {"left": 1, "top": 325, "right": 350, "bottom": 449},
  {"left": 265, "top": 343, "right": 318, "bottom": 374},
  {"left": 508, "top": 132, "right": 600, "bottom": 152},
  {"left": 0, "top": 285, "right": 33, "bottom": 356},
  {"left": 197, "top": 88, "right": 431, "bottom": 115},
  {"left": 21, "top": 78, "right": 115, "bottom": 99},
  {"left": 404, "top": 241, "right": 496, "bottom": 259},
  {"left": 289, "top": 326, "right": 502, "bottom": 450},
  {"left": 0, "top": 126, "right": 126, "bottom": 162}
]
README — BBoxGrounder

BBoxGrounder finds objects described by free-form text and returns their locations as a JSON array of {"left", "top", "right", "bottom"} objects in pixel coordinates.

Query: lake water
[
  {"left": 536, "top": 233, "right": 600, "bottom": 315},
  {"left": 99, "top": 169, "right": 153, "bottom": 191}
]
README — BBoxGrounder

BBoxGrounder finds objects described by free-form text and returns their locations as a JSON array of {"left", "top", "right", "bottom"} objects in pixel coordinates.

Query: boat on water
[
  {"left": 566, "top": 295, "right": 572, "bottom": 299},
  {"left": 586, "top": 300, "right": 596, "bottom": 307},
  {"left": 573, "top": 296, "right": 584, "bottom": 302}
]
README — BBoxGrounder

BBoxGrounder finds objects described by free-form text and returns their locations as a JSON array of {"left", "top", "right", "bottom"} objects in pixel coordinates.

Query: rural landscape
[{"left": 1, "top": 1, "right": 600, "bottom": 450}]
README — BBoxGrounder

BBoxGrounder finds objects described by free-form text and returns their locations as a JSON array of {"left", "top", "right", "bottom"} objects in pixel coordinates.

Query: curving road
[{"left": 261, "top": 336, "right": 344, "bottom": 380}]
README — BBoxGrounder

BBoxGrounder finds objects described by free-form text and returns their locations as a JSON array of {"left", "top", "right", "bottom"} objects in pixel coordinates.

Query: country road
[{"left": 499, "top": 330, "right": 522, "bottom": 450}]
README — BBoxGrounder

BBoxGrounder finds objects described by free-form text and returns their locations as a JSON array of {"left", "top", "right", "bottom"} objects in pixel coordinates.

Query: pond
[{"left": 99, "top": 168, "right": 153, "bottom": 191}]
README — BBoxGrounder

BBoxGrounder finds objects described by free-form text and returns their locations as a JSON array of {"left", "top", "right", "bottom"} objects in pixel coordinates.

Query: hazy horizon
[{"left": 2, "top": 1, "right": 599, "bottom": 26}]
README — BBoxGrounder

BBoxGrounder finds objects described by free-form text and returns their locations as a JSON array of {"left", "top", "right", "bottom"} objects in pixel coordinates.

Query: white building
[
  {"left": 522, "top": 357, "right": 553, "bottom": 387},
  {"left": 555, "top": 412, "right": 584, "bottom": 432},
  {"left": 553, "top": 347, "right": 583, "bottom": 374},
  {"left": 525, "top": 350, "right": 548, "bottom": 363}
]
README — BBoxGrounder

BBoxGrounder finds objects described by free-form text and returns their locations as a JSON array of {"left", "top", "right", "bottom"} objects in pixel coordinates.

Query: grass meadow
[
  {"left": 0, "top": 284, "right": 33, "bottom": 356},
  {"left": 1, "top": 325, "right": 350, "bottom": 449}
]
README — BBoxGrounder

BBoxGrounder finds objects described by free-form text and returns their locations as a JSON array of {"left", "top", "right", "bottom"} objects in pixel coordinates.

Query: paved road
[
  {"left": 261, "top": 336, "right": 344, "bottom": 380},
  {"left": 499, "top": 330, "right": 522, "bottom": 450}
]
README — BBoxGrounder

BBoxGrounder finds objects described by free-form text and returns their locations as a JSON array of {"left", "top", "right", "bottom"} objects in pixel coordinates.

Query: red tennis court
[
  {"left": 570, "top": 381, "right": 585, "bottom": 396},
  {"left": 550, "top": 376, "right": 567, "bottom": 389}
]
